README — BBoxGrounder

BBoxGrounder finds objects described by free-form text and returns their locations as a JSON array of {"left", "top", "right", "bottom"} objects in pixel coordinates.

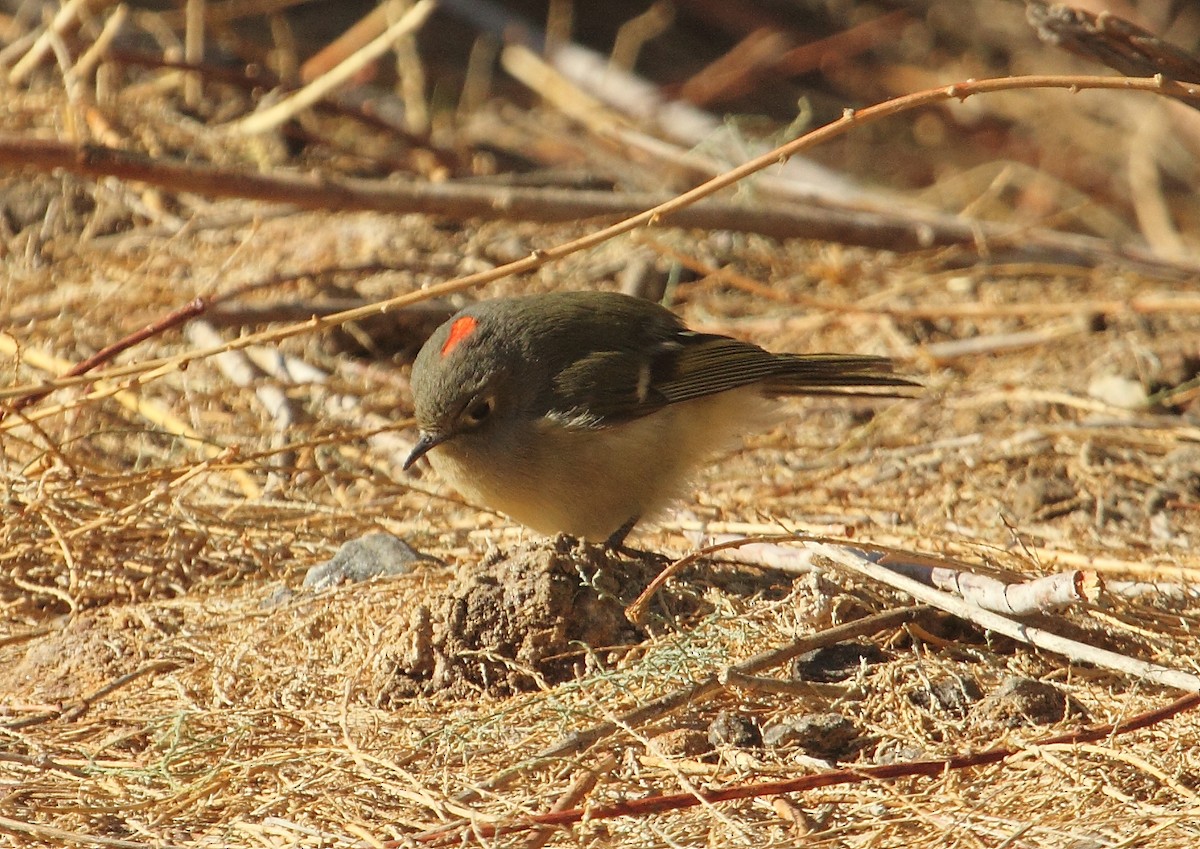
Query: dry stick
[
  {"left": 299, "top": 2, "right": 390, "bottom": 82},
  {"left": 7, "top": 0, "right": 101, "bottom": 83},
  {"left": 1027, "top": 0, "right": 1200, "bottom": 98},
  {"left": 0, "top": 815, "right": 190, "bottom": 849},
  {"left": 0, "top": 335, "right": 260, "bottom": 498},
  {"left": 3, "top": 659, "right": 181, "bottom": 731},
  {"left": 523, "top": 754, "right": 619, "bottom": 849},
  {"left": 1, "top": 126, "right": 1192, "bottom": 271},
  {"left": 1, "top": 135, "right": 1013, "bottom": 250},
  {"left": 184, "top": 0, "right": 205, "bottom": 107},
  {"left": 810, "top": 543, "right": 1200, "bottom": 692},
  {"left": 697, "top": 535, "right": 1106, "bottom": 617},
  {"left": 67, "top": 3, "right": 129, "bottom": 85},
  {"left": 0, "top": 297, "right": 206, "bottom": 420},
  {"left": 415, "top": 691, "right": 1200, "bottom": 844},
  {"left": 682, "top": 10, "right": 909, "bottom": 106},
  {"left": 225, "top": 0, "right": 437, "bottom": 136},
  {"left": 878, "top": 555, "right": 1103, "bottom": 615},
  {"left": 920, "top": 323, "right": 1086, "bottom": 362},
  {"left": 2, "top": 72, "right": 1198, "bottom": 409},
  {"left": 675, "top": 515, "right": 1200, "bottom": 584},
  {"left": 438, "top": 605, "right": 923, "bottom": 813},
  {"left": 101, "top": 48, "right": 452, "bottom": 161}
]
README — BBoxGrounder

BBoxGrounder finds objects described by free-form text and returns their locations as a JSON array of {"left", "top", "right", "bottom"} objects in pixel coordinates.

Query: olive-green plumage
[{"left": 406, "top": 291, "right": 913, "bottom": 543}]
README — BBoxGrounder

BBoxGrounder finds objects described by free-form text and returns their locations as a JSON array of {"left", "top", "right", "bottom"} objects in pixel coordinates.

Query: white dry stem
[
  {"left": 811, "top": 542, "right": 1200, "bottom": 693},
  {"left": 224, "top": 0, "right": 436, "bottom": 136}
]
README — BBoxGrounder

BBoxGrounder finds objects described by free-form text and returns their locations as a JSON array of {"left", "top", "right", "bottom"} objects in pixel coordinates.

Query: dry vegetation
[{"left": 2, "top": 1, "right": 1200, "bottom": 847}]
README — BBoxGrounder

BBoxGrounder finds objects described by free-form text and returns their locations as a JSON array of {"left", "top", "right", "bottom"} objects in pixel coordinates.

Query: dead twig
[
  {"left": 523, "top": 754, "right": 618, "bottom": 849},
  {"left": 3, "top": 659, "right": 182, "bottom": 730},
  {"left": 0, "top": 297, "right": 206, "bottom": 421},
  {"left": 811, "top": 542, "right": 1200, "bottom": 692},
  {"left": 1028, "top": 1, "right": 1200, "bottom": 101},
  {"left": 414, "top": 691, "right": 1200, "bottom": 843},
  {"left": 225, "top": 0, "right": 437, "bottom": 136}
]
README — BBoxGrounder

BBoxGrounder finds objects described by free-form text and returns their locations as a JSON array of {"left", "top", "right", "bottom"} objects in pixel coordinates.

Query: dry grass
[{"left": 4, "top": 6, "right": 1200, "bottom": 847}]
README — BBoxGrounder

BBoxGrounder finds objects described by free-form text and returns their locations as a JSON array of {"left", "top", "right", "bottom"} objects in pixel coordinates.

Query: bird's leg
[{"left": 603, "top": 515, "right": 641, "bottom": 556}]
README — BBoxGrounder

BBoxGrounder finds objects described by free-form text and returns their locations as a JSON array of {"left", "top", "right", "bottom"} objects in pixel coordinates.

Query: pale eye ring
[{"left": 464, "top": 397, "right": 494, "bottom": 424}]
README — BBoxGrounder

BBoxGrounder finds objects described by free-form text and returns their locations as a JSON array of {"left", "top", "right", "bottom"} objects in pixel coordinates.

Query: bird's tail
[{"left": 764, "top": 354, "right": 919, "bottom": 397}]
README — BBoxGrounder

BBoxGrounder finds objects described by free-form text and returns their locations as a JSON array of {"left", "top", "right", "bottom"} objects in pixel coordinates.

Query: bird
[{"left": 404, "top": 290, "right": 914, "bottom": 547}]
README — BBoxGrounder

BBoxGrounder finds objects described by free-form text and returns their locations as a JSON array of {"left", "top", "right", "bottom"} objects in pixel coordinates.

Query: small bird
[{"left": 404, "top": 291, "right": 914, "bottom": 546}]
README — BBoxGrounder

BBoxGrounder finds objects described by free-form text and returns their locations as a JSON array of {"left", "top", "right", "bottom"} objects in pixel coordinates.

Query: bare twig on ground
[
  {"left": 0, "top": 297, "right": 206, "bottom": 420},
  {"left": 7, "top": 0, "right": 103, "bottom": 83},
  {"left": 524, "top": 754, "right": 618, "bottom": 849},
  {"left": 3, "top": 659, "right": 181, "bottom": 730},
  {"left": 224, "top": 0, "right": 437, "bottom": 136},
  {"left": 414, "top": 691, "right": 1200, "bottom": 843},
  {"left": 811, "top": 542, "right": 1200, "bottom": 692}
]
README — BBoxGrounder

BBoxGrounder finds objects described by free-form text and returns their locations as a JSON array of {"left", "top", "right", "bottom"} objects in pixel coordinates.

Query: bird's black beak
[{"left": 403, "top": 431, "right": 448, "bottom": 470}]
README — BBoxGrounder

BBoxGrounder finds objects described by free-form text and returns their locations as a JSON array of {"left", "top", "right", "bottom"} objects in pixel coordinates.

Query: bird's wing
[
  {"left": 655, "top": 333, "right": 915, "bottom": 398},
  {"left": 546, "top": 333, "right": 780, "bottom": 425},
  {"left": 547, "top": 332, "right": 915, "bottom": 427}
]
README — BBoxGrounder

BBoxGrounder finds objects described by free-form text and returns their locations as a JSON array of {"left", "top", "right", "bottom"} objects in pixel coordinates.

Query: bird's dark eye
[{"left": 464, "top": 397, "right": 494, "bottom": 425}]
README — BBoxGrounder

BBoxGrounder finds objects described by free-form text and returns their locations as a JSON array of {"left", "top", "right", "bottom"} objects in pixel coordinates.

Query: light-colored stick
[
  {"left": 810, "top": 542, "right": 1200, "bottom": 693},
  {"left": 225, "top": 0, "right": 436, "bottom": 136},
  {"left": 9, "top": 0, "right": 98, "bottom": 84}
]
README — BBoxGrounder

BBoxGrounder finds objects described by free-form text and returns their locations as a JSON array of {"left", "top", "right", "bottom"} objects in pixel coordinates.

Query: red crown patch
[{"left": 441, "top": 315, "right": 478, "bottom": 356}]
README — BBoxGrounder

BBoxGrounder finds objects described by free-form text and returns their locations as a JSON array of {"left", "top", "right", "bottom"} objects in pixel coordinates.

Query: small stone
[
  {"left": 791, "top": 642, "right": 887, "bottom": 683},
  {"left": 304, "top": 533, "right": 441, "bottom": 589},
  {"left": 762, "top": 713, "right": 859, "bottom": 759},
  {"left": 1087, "top": 375, "right": 1147, "bottom": 410},
  {"left": 972, "top": 677, "right": 1088, "bottom": 728},
  {"left": 707, "top": 711, "right": 762, "bottom": 749}
]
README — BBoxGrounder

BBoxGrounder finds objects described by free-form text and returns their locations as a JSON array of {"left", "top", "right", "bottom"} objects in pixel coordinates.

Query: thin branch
[
  {"left": 3, "top": 660, "right": 181, "bottom": 730},
  {"left": 414, "top": 691, "right": 1200, "bottom": 842},
  {"left": 811, "top": 543, "right": 1200, "bottom": 692},
  {"left": 3, "top": 74, "right": 1199, "bottom": 408},
  {"left": 224, "top": 0, "right": 437, "bottom": 135},
  {"left": 0, "top": 297, "right": 206, "bottom": 420}
]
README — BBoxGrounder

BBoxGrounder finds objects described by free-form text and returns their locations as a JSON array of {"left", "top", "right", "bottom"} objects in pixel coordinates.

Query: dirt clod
[
  {"left": 376, "top": 537, "right": 668, "bottom": 699},
  {"left": 652, "top": 727, "right": 712, "bottom": 759},
  {"left": 971, "top": 677, "right": 1089, "bottom": 729},
  {"left": 708, "top": 710, "right": 763, "bottom": 749},
  {"left": 791, "top": 641, "right": 888, "bottom": 683},
  {"left": 762, "top": 713, "right": 861, "bottom": 759},
  {"left": 908, "top": 674, "right": 984, "bottom": 717}
]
